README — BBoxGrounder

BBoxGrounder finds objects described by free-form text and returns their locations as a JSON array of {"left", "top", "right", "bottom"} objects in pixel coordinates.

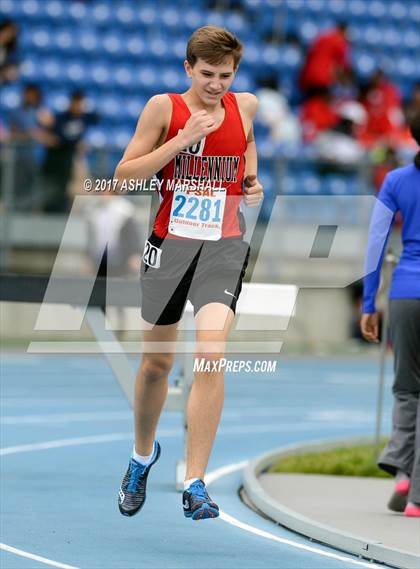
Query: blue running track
[{"left": 1, "top": 353, "right": 394, "bottom": 569}]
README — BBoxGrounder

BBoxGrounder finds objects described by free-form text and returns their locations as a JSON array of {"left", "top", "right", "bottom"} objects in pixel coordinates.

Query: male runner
[{"left": 115, "top": 26, "right": 263, "bottom": 521}]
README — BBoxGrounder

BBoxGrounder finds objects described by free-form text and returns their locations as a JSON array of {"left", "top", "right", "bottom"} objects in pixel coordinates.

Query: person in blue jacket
[{"left": 361, "top": 111, "right": 420, "bottom": 518}]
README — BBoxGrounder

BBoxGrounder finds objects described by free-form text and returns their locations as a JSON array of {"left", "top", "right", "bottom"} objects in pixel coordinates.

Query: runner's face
[{"left": 186, "top": 58, "right": 236, "bottom": 105}]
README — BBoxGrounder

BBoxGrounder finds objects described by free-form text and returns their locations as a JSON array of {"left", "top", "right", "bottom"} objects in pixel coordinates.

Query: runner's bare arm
[{"left": 115, "top": 95, "right": 218, "bottom": 182}]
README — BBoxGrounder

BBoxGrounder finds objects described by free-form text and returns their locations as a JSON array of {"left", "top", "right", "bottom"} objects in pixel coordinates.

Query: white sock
[
  {"left": 132, "top": 443, "right": 155, "bottom": 466},
  {"left": 184, "top": 477, "right": 200, "bottom": 491}
]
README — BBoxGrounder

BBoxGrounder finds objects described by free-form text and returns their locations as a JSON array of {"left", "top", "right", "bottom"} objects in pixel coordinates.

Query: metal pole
[
  {"left": 0, "top": 142, "right": 16, "bottom": 270},
  {"left": 374, "top": 250, "right": 398, "bottom": 460}
]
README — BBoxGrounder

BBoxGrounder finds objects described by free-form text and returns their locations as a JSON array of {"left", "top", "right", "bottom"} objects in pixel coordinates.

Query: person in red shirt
[
  {"left": 299, "top": 22, "right": 351, "bottom": 97},
  {"left": 300, "top": 91, "right": 339, "bottom": 142},
  {"left": 359, "top": 69, "right": 404, "bottom": 148}
]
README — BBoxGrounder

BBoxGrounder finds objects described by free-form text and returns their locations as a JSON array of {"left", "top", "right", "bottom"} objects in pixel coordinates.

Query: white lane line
[
  {"left": 1, "top": 423, "right": 363, "bottom": 456},
  {"left": 206, "top": 463, "right": 383, "bottom": 569},
  {"left": 0, "top": 543, "right": 78, "bottom": 569},
  {"left": 1, "top": 408, "right": 377, "bottom": 425},
  {"left": 0, "top": 433, "right": 131, "bottom": 455},
  {"left": 1, "top": 411, "right": 131, "bottom": 425},
  {"left": 2, "top": 434, "right": 382, "bottom": 569},
  {"left": 0, "top": 430, "right": 178, "bottom": 456}
]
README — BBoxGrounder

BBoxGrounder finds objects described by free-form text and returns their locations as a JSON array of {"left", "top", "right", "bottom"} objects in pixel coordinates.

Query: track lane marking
[
  {"left": 2, "top": 434, "right": 383, "bottom": 569},
  {"left": 207, "top": 462, "right": 383, "bottom": 569},
  {"left": 0, "top": 543, "right": 78, "bottom": 569}
]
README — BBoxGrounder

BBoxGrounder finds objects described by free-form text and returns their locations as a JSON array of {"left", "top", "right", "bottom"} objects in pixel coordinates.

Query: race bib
[
  {"left": 168, "top": 185, "right": 226, "bottom": 241},
  {"left": 142, "top": 240, "right": 162, "bottom": 268}
]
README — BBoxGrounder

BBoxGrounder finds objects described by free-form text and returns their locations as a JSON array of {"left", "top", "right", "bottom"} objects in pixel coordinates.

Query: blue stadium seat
[
  {"left": 160, "top": 68, "right": 183, "bottom": 91},
  {"left": 95, "top": 94, "right": 120, "bottom": 122},
  {"left": 367, "top": 0, "right": 387, "bottom": 19},
  {"left": 328, "top": 0, "right": 348, "bottom": 18},
  {"left": 125, "top": 96, "right": 146, "bottom": 121},
  {"left": 101, "top": 33, "right": 124, "bottom": 58},
  {"left": 41, "top": 58, "right": 62, "bottom": 83},
  {"left": 54, "top": 29, "right": 74, "bottom": 55},
  {"left": 1, "top": 85, "right": 21, "bottom": 113},
  {"left": 115, "top": 4, "right": 137, "bottom": 28},
  {"left": 403, "top": 29, "right": 419, "bottom": 50},
  {"left": 21, "top": 0, "right": 43, "bottom": 19},
  {"left": 78, "top": 30, "right": 100, "bottom": 56},
  {"left": 86, "top": 126, "right": 108, "bottom": 149},
  {"left": 282, "top": 175, "right": 298, "bottom": 195},
  {"left": 352, "top": 50, "right": 376, "bottom": 78},
  {"left": 44, "top": 0, "right": 66, "bottom": 22},
  {"left": 362, "top": 25, "right": 382, "bottom": 47},
  {"left": 348, "top": 0, "right": 368, "bottom": 18},
  {"left": 160, "top": 7, "right": 181, "bottom": 30},
  {"left": 298, "top": 20, "right": 324, "bottom": 45},
  {"left": 46, "top": 91, "right": 71, "bottom": 113},
  {"left": 137, "top": 67, "right": 159, "bottom": 91},
  {"left": 301, "top": 174, "right": 322, "bottom": 195},
  {"left": 20, "top": 57, "right": 38, "bottom": 81},
  {"left": 0, "top": 0, "right": 18, "bottom": 17},
  {"left": 67, "top": 1, "right": 88, "bottom": 23},
  {"left": 232, "top": 73, "right": 254, "bottom": 93},
  {"left": 126, "top": 36, "right": 146, "bottom": 59},
  {"left": 138, "top": 4, "right": 158, "bottom": 26},
  {"left": 183, "top": 9, "right": 206, "bottom": 31},
  {"left": 388, "top": 1, "right": 409, "bottom": 21},
  {"left": 66, "top": 61, "right": 87, "bottom": 85},
  {"left": 113, "top": 127, "right": 135, "bottom": 150},
  {"left": 5, "top": 0, "right": 417, "bottom": 173},
  {"left": 90, "top": 63, "right": 111, "bottom": 88},
  {"left": 224, "top": 12, "right": 248, "bottom": 36},
  {"left": 148, "top": 37, "right": 170, "bottom": 61},
  {"left": 114, "top": 66, "right": 134, "bottom": 89},
  {"left": 31, "top": 27, "right": 53, "bottom": 52},
  {"left": 89, "top": 2, "right": 112, "bottom": 26}
]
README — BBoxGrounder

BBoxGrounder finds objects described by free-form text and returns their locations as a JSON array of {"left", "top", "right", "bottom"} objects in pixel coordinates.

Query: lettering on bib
[{"left": 168, "top": 185, "right": 226, "bottom": 241}]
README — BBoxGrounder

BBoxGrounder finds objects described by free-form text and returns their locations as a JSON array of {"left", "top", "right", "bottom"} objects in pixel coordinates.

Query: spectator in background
[
  {"left": 84, "top": 191, "right": 141, "bottom": 327},
  {"left": 0, "top": 19, "right": 19, "bottom": 84},
  {"left": 300, "top": 89, "right": 339, "bottom": 142},
  {"left": 8, "top": 83, "right": 53, "bottom": 211},
  {"left": 314, "top": 101, "right": 366, "bottom": 170},
  {"left": 41, "top": 90, "right": 97, "bottom": 213},
  {"left": 359, "top": 69, "right": 404, "bottom": 148},
  {"left": 256, "top": 76, "right": 301, "bottom": 145},
  {"left": 299, "top": 22, "right": 351, "bottom": 98},
  {"left": 361, "top": 111, "right": 420, "bottom": 518}
]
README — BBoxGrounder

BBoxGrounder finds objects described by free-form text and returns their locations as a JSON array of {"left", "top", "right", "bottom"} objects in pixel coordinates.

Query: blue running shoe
[
  {"left": 118, "top": 441, "right": 161, "bottom": 517},
  {"left": 183, "top": 480, "right": 219, "bottom": 520}
]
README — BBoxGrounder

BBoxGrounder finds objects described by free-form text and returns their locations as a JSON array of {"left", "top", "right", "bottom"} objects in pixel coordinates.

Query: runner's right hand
[{"left": 178, "top": 111, "right": 219, "bottom": 148}]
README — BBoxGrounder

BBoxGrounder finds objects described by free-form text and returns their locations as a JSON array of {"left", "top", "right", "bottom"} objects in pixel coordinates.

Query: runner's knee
[
  {"left": 195, "top": 342, "right": 226, "bottom": 367},
  {"left": 141, "top": 354, "right": 174, "bottom": 382}
]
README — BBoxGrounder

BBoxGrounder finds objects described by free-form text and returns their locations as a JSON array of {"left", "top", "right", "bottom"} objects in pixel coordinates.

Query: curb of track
[{"left": 243, "top": 436, "right": 419, "bottom": 569}]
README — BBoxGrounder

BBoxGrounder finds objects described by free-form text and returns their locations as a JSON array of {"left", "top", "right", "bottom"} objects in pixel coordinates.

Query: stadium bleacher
[{"left": 1, "top": 0, "right": 419, "bottom": 197}]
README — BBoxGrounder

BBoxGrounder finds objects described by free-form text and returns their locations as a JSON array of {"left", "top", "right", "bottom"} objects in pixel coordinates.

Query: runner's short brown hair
[{"left": 186, "top": 26, "right": 243, "bottom": 69}]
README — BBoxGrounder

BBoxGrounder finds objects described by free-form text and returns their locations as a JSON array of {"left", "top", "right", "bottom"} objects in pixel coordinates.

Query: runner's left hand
[{"left": 243, "top": 175, "right": 263, "bottom": 207}]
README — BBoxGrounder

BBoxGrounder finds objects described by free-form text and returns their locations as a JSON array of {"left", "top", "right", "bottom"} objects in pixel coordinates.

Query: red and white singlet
[{"left": 153, "top": 92, "right": 247, "bottom": 240}]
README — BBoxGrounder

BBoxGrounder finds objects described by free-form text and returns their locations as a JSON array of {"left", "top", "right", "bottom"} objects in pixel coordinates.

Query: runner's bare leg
[
  {"left": 185, "top": 302, "right": 234, "bottom": 479},
  {"left": 134, "top": 323, "right": 179, "bottom": 455}
]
